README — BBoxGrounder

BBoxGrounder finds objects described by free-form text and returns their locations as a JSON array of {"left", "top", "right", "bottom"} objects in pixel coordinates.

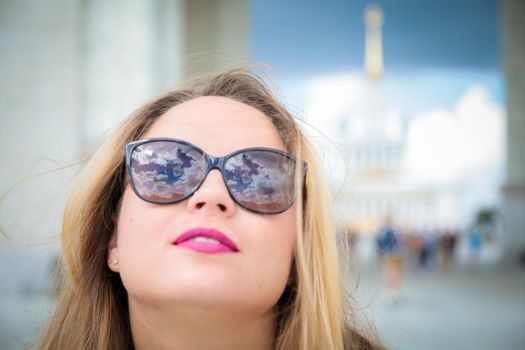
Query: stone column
[
  {"left": 81, "top": 0, "right": 249, "bottom": 144},
  {"left": 82, "top": 0, "right": 158, "bottom": 144},
  {"left": 502, "top": 0, "right": 525, "bottom": 265},
  {"left": 183, "top": 0, "right": 249, "bottom": 77},
  {"left": 0, "top": 0, "right": 81, "bottom": 292}
]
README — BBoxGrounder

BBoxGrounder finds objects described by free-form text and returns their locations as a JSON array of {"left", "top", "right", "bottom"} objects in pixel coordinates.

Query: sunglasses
[{"left": 124, "top": 138, "right": 307, "bottom": 214}]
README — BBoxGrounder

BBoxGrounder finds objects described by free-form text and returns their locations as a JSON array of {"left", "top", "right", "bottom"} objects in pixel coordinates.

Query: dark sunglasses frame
[{"left": 124, "top": 137, "right": 308, "bottom": 214}]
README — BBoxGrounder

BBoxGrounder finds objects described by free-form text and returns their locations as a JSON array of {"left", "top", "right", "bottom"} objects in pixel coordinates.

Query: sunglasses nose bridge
[
  {"left": 203, "top": 155, "right": 228, "bottom": 183},
  {"left": 206, "top": 155, "right": 223, "bottom": 170}
]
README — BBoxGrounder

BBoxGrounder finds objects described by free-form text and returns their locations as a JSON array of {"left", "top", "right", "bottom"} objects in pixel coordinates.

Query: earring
[{"left": 108, "top": 258, "right": 118, "bottom": 265}]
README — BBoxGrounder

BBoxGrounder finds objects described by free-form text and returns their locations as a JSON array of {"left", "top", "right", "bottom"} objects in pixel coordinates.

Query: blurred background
[{"left": 1, "top": 0, "right": 524, "bottom": 349}]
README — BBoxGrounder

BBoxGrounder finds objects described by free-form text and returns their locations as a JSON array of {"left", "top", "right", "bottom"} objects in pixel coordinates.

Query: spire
[{"left": 363, "top": 4, "right": 385, "bottom": 81}]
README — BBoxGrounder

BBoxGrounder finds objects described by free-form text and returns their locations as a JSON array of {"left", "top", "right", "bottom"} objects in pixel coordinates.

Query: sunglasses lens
[
  {"left": 224, "top": 150, "right": 296, "bottom": 213},
  {"left": 129, "top": 141, "right": 205, "bottom": 202}
]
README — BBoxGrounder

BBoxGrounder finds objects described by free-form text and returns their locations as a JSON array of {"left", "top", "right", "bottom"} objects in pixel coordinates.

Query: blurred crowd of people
[
  {"left": 339, "top": 215, "right": 495, "bottom": 302},
  {"left": 375, "top": 219, "right": 489, "bottom": 271}
]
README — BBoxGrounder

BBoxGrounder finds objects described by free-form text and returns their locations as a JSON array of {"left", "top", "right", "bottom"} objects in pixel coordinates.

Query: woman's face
[{"left": 108, "top": 96, "right": 296, "bottom": 314}]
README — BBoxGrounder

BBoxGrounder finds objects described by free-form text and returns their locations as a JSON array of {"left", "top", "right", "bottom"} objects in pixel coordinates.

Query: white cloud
[
  {"left": 405, "top": 84, "right": 505, "bottom": 186},
  {"left": 454, "top": 85, "right": 505, "bottom": 171},
  {"left": 297, "top": 73, "right": 505, "bottom": 213},
  {"left": 405, "top": 109, "right": 464, "bottom": 183},
  {"left": 302, "top": 73, "right": 367, "bottom": 141}
]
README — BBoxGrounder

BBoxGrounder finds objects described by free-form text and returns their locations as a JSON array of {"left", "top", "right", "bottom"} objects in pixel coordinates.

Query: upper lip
[{"left": 173, "top": 227, "right": 239, "bottom": 252}]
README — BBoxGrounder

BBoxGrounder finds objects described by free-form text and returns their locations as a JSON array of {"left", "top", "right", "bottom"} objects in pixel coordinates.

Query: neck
[{"left": 129, "top": 297, "right": 277, "bottom": 350}]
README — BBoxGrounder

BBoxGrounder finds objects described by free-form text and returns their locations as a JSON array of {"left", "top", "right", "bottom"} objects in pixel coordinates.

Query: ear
[{"left": 107, "top": 229, "right": 120, "bottom": 273}]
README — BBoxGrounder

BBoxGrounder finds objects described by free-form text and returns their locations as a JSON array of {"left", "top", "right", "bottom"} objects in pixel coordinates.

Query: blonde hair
[{"left": 38, "top": 69, "right": 385, "bottom": 350}]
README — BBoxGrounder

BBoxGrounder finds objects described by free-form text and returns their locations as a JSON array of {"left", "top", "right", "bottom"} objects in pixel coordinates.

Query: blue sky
[
  {"left": 251, "top": 0, "right": 501, "bottom": 72},
  {"left": 250, "top": 0, "right": 504, "bottom": 112}
]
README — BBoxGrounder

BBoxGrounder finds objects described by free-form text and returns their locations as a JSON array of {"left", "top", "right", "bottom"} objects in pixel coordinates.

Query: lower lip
[{"left": 175, "top": 241, "right": 236, "bottom": 254}]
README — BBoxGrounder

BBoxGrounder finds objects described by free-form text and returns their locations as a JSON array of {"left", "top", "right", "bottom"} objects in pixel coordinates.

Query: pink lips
[{"left": 173, "top": 227, "right": 239, "bottom": 254}]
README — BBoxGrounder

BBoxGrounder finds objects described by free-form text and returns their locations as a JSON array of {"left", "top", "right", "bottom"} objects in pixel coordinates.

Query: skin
[{"left": 107, "top": 96, "right": 297, "bottom": 350}]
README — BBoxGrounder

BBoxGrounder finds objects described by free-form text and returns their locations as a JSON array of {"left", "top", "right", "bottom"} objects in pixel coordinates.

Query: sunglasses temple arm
[{"left": 301, "top": 162, "right": 308, "bottom": 209}]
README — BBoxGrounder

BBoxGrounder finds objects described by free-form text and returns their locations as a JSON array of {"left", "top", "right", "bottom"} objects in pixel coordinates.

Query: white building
[{"left": 336, "top": 5, "right": 460, "bottom": 235}]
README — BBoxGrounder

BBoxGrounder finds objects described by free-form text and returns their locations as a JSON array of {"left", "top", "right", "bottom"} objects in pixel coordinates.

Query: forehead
[{"left": 143, "top": 96, "right": 286, "bottom": 156}]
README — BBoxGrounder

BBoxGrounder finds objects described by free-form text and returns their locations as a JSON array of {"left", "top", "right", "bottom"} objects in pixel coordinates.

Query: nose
[{"left": 186, "top": 169, "right": 236, "bottom": 216}]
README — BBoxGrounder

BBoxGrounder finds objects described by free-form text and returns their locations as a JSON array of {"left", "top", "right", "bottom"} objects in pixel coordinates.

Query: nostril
[{"left": 194, "top": 202, "right": 227, "bottom": 211}]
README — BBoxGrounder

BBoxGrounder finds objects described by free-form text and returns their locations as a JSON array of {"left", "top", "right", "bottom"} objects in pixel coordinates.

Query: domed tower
[
  {"left": 364, "top": 3, "right": 384, "bottom": 81},
  {"left": 339, "top": 4, "right": 434, "bottom": 235},
  {"left": 344, "top": 4, "right": 404, "bottom": 178}
]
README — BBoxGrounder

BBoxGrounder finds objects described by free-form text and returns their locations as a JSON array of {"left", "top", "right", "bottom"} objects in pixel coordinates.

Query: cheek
[
  {"left": 273, "top": 214, "right": 296, "bottom": 261},
  {"left": 117, "top": 186, "right": 172, "bottom": 238},
  {"left": 253, "top": 211, "right": 295, "bottom": 254},
  {"left": 117, "top": 189, "right": 148, "bottom": 243},
  {"left": 245, "top": 211, "right": 296, "bottom": 299},
  {"left": 115, "top": 189, "right": 168, "bottom": 288},
  {"left": 274, "top": 210, "right": 297, "bottom": 258}
]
